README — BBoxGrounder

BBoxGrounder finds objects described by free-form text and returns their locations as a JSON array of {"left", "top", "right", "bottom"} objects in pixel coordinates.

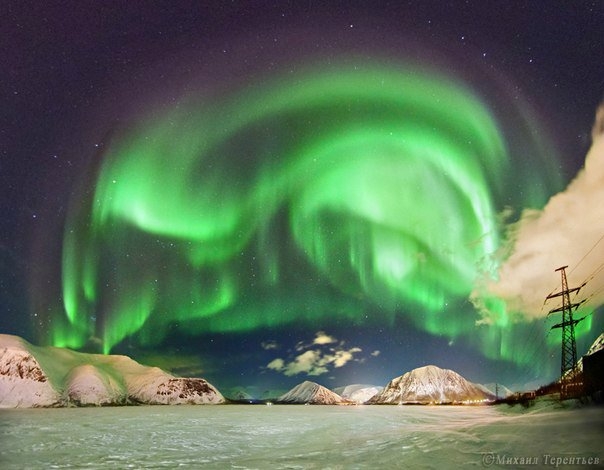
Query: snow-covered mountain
[
  {"left": 478, "top": 382, "right": 513, "bottom": 399},
  {"left": 225, "top": 387, "right": 255, "bottom": 401},
  {"left": 368, "top": 365, "right": 496, "bottom": 404},
  {"left": 333, "top": 384, "right": 383, "bottom": 403},
  {"left": 277, "top": 381, "right": 350, "bottom": 404},
  {"left": 567, "top": 332, "right": 604, "bottom": 375},
  {"left": 0, "top": 334, "right": 224, "bottom": 407},
  {"left": 586, "top": 332, "right": 604, "bottom": 356},
  {"left": 0, "top": 335, "right": 62, "bottom": 407},
  {"left": 222, "top": 386, "right": 288, "bottom": 402}
]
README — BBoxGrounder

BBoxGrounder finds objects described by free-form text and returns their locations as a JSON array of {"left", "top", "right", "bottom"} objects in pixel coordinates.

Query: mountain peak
[
  {"left": 333, "top": 383, "right": 383, "bottom": 403},
  {"left": 277, "top": 380, "right": 349, "bottom": 404}
]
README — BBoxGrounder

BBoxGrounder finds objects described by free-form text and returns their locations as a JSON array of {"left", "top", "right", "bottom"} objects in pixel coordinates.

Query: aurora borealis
[
  {"left": 62, "top": 63, "right": 513, "bottom": 352},
  {"left": 4, "top": 1, "right": 604, "bottom": 393}
]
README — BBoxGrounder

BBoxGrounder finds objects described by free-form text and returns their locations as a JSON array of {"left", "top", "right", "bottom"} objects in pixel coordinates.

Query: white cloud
[
  {"left": 264, "top": 332, "right": 364, "bottom": 377},
  {"left": 284, "top": 350, "right": 328, "bottom": 376},
  {"left": 313, "top": 331, "right": 337, "bottom": 345},
  {"left": 371, "top": 350, "right": 381, "bottom": 357},
  {"left": 472, "top": 104, "right": 604, "bottom": 323},
  {"left": 294, "top": 331, "right": 338, "bottom": 352},
  {"left": 266, "top": 358, "right": 284, "bottom": 371},
  {"left": 330, "top": 347, "right": 362, "bottom": 367},
  {"left": 261, "top": 340, "right": 279, "bottom": 350}
]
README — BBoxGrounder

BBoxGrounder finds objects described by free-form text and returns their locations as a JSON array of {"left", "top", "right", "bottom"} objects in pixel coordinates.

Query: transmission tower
[{"left": 545, "top": 266, "right": 586, "bottom": 399}]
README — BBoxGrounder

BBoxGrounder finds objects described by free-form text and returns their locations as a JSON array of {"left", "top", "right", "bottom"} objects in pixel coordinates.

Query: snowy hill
[
  {"left": 368, "top": 365, "right": 496, "bottom": 404},
  {"left": 277, "top": 381, "right": 350, "bottom": 404},
  {"left": 333, "top": 384, "right": 383, "bottom": 403},
  {"left": 0, "top": 334, "right": 224, "bottom": 407},
  {"left": 66, "top": 364, "right": 127, "bottom": 406}
]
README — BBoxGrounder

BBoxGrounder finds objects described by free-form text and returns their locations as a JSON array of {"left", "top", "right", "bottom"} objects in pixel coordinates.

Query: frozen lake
[{"left": 1, "top": 400, "right": 602, "bottom": 469}]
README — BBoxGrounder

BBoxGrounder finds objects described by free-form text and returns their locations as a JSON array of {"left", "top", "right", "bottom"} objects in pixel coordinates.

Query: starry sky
[{"left": 2, "top": 1, "right": 604, "bottom": 397}]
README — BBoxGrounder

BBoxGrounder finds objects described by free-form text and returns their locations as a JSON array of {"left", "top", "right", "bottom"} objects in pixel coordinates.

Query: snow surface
[
  {"left": 0, "top": 334, "right": 224, "bottom": 407},
  {"left": 368, "top": 364, "right": 495, "bottom": 404},
  {"left": 0, "top": 399, "right": 601, "bottom": 469}
]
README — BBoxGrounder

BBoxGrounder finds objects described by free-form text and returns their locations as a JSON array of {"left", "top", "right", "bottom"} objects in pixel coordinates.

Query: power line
[
  {"left": 521, "top": 318, "right": 552, "bottom": 382},
  {"left": 539, "top": 232, "right": 604, "bottom": 301},
  {"left": 585, "top": 285, "right": 604, "bottom": 303},
  {"left": 488, "top": 232, "right": 604, "bottom": 391},
  {"left": 569, "top": 232, "right": 604, "bottom": 277},
  {"left": 577, "top": 261, "right": 604, "bottom": 287}
]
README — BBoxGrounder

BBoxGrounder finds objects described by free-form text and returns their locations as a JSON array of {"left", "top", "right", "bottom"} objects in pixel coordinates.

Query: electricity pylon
[{"left": 545, "top": 266, "right": 586, "bottom": 399}]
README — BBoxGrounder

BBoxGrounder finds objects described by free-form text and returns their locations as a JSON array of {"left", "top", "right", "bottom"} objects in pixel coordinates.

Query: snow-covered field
[{"left": 0, "top": 400, "right": 602, "bottom": 469}]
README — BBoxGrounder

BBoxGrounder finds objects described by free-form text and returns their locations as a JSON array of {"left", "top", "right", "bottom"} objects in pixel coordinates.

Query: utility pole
[
  {"left": 495, "top": 383, "right": 499, "bottom": 400},
  {"left": 545, "top": 266, "right": 586, "bottom": 399}
]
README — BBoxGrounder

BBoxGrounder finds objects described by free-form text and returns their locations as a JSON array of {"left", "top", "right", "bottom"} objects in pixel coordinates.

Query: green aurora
[{"left": 56, "top": 62, "right": 562, "bottom": 370}]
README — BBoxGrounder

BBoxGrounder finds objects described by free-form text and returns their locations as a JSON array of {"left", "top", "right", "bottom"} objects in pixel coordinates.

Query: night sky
[{"left": 2, "top": 1, "right": 604, "bottom": 397}]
